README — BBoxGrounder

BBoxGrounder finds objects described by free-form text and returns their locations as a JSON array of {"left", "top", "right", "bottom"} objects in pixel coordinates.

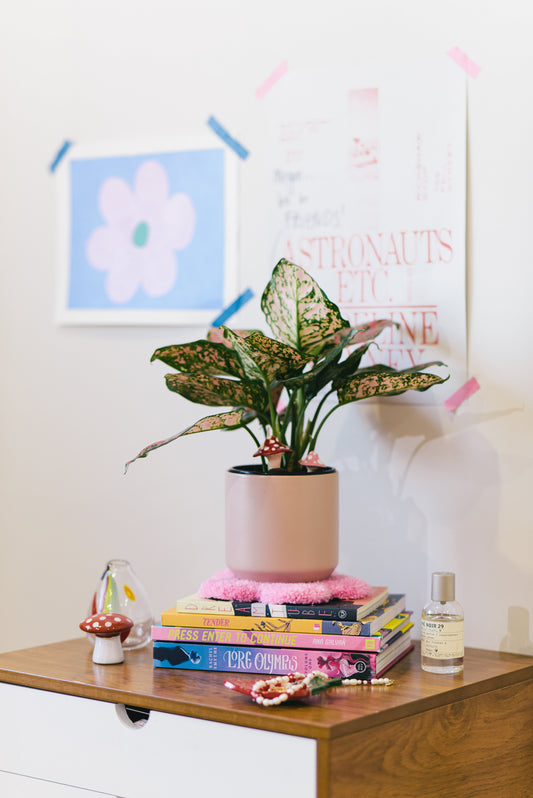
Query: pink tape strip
[
  {"left": 446, "top": 46, "right": 481, "bottom": 78},
  {"left": 444, "top": 377, "right": 480, "bottom": 412},
  {"left": 256, "top": 60, "right": 288, "bottom": 99}
]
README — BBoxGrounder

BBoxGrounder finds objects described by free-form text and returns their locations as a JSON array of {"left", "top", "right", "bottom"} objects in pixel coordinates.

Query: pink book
[{"left": 151, "top": 624, "right": 382, "bottom": 652}]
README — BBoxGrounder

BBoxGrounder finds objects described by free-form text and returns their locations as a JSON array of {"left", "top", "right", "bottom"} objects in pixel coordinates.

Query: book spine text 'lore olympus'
[{"left": 152, "top": 640, "right": 412, "bottom": 679}]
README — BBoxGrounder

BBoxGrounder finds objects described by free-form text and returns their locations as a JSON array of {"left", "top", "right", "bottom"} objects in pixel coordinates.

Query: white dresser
[{"left": 0, "top": 639, "right": 532, "bottom": 797}]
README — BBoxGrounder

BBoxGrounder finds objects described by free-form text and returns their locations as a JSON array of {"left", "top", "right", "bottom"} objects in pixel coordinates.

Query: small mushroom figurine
[
  {"left": 253, "top": 435, "right": 292, "bottom": 470},
  {"left": 299, "top": 451, "right": 326, "bottom": 471},
  {"left": 79, "top": 613, "right": 133, "bottom": 664}
]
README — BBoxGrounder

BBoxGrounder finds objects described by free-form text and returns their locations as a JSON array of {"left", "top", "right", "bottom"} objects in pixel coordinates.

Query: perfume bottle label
[{"left": 421, "top": 619, "right": 464, "bottom": 659}]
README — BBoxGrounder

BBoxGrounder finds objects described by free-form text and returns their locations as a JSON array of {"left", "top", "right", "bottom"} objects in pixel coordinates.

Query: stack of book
[{"left": 152, "top": 586, "right": 414, "bottom": 681}]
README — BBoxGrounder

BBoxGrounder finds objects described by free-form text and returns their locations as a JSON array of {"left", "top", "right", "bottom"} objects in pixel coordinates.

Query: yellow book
[{"left": 161, "top": 594, "right": 407, "bottom": 637}]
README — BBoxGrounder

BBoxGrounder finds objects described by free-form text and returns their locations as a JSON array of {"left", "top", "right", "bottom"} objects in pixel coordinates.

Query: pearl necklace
[{"left": 244, "top": 671, "right": 393, "bottom": 707}]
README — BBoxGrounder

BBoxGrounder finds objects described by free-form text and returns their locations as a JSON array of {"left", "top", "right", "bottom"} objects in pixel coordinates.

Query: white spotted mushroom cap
[
  {"left": 253, "top": 435, "right": 292, "bottom": 459},
  {"left": 79, "top": 613, "right": 133, "bottom": 640}
]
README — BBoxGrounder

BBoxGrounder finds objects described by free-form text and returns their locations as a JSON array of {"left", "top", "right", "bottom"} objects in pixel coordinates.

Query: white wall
[{"left": 1, "top": 0, "right": 532, "bottom": 656}]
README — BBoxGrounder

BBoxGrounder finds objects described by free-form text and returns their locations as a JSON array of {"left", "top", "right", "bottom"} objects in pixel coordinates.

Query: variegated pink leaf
[
  {"left": 217, "top": 327, "right": 265, "bottom": 383},
  {"left": 245, "top": 331, "right": 309, "bottom": 377},
  {"left": 124, "top": 409, "right": 248, "bottom": 471},
  {"left": 317, "top": 318, "right": 396, "bottom": 354},
  {"left": 333, "top": 359, "right": 446, "bottom": 392},
  {"left": 207, "top": 328, "right": 258, "bottom": 346},
  {"left": 219, "top": 327, "right": 308, "bottom": 385},
  {"left": 151, "top": 341, "right": 245, "bottom": 379},
  {"left": 347, "top": 319, "right": 397, "bottom": 346},
  {"left": 337, "top": 368, "right": 448, "bottom": 404},
  {"left": 165, "top": 372, "right": 267, "bottom": 412},
  {"left": 261, "top": 259, "right": 349, "bottom": 356}
]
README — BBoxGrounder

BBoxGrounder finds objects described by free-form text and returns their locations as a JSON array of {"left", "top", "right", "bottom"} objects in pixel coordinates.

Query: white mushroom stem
[
  {"left": 92, "top": 635, "right": 124, "bottom": 665},
  {"left": 80, "top": 613, "right": 133, "bottom": 664},
  {"left": 266, "top": 453, "right": 283, "bottom": 470},
  {"left": 253, "top": 435, "right": 292, "bottom": 468}
]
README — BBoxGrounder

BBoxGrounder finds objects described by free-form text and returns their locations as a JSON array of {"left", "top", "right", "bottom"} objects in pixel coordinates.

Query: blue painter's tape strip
[
  {"left": 49, "top": 140, "right": 72, "bottom": 172},
  {"left": 207, "top": 116, "right": 249, "bottom": 160},
  {"left": 212, "top": 288, "right": 254, "bottom": 327}
]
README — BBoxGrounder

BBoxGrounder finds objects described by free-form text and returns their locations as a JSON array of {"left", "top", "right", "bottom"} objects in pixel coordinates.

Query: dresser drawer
[
  {"left": 0, "top": 770, "right": 111, "bottom": 796},
  {"left": 0, "top": 683, "right": 316, "bottom": 797}
]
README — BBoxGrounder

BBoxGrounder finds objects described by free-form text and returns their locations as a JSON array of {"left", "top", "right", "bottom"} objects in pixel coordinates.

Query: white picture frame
[{"left": 56, "top": 137, "right": 238, "bottom": 326}]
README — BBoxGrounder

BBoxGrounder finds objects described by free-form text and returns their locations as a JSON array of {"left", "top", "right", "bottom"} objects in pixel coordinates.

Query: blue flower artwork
[{"left": 57, "top": 143, "right": 237, "bottom": 324}]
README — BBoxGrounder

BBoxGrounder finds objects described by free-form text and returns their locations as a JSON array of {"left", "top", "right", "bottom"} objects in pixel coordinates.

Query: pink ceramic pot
[{"left": 225, "top": 465, "right": 339, "bottom": 583}]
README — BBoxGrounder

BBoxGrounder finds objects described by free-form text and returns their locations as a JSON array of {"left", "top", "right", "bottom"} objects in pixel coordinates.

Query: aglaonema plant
[{"left": 126, "top": 258, "right": 448, "bottom": 473}]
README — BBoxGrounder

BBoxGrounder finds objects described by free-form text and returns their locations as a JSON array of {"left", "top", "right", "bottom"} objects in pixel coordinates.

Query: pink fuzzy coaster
[{"left": 198, "top": 569, "right": 370, "bottom": 604}]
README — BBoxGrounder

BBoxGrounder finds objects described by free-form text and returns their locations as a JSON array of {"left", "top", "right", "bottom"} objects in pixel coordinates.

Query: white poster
[{"left": 268, "top": 59, "right": 466, "bottom": 399}]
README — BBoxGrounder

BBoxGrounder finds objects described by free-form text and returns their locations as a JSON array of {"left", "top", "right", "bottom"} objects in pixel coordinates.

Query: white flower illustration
[{"left": 85, "top": 160, "right": 196, "bottom": 303}]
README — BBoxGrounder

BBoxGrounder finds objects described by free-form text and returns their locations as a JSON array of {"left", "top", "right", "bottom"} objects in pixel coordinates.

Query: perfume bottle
[{"left": 421, "top": 571, "right": 464, "bottom": 674}]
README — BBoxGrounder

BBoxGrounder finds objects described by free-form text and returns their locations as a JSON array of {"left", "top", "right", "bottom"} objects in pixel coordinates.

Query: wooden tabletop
[{"left": 0, "top": 638, "right": 532, "bottom": 741}]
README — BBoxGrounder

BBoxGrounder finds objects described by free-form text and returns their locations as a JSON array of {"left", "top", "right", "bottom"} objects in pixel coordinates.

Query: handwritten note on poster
[{"left": 268, "top": 60, "right": 466, "bottom": 398}]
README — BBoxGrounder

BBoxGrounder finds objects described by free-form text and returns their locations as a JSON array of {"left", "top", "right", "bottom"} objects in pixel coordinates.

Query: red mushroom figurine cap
[
  {"left": 80, "top": 613, "right": 133, "bottom": 639},
  {"left": 80, "top": 613, "right": 134, "bottom": 665},
  {"left": 299, "top": 451, "right": 326, "bottom": 470},
  {"left": 253, "top": 435, "right": 292, "bottom": 470}
]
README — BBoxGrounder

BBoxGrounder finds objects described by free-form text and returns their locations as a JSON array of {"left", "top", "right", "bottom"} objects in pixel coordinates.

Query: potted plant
[{"left": 127, "top": 258, "right": 447, "bottom": 583}]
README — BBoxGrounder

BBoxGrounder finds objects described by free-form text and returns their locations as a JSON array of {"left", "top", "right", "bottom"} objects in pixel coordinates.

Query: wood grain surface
[
  {"left": 328, "top": 679, "right": 533, "bottom": 798},
  {"left": 0, "top": 638, "right": 531, "bottom": 742}
]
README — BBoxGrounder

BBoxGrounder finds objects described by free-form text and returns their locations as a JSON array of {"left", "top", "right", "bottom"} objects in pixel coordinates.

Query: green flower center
[{"left": 132, "top": 221, "right": 149, "bottom": 247}]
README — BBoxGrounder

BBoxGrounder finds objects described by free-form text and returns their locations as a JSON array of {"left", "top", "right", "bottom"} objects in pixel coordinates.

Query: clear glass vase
[{"left": 89, "top": 559, "right": 153, "bottom": 649}]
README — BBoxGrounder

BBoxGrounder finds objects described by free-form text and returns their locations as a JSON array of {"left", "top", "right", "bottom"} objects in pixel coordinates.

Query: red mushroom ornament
[
  {"left": 253, "top": 435, "right": 292, "bottom": 470},
  {"left": 79, "top": 613, "right": 133, "bottom": 664},
  {"left": 299, "top": 451, "right": 326, "bottom": 471}
]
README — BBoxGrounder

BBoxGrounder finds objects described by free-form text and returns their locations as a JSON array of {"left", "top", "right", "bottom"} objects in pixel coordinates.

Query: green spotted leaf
[
  {"left": 337, "top": 365, "right": 448, "bottom": 404},
  {"left": 165, "top": 372, "right": 267, "bottom": 412},
  {"left": 320, "top": 344, "right": 371, "bottom": 394},
  {"left": 246, "top": 331, "right": 309, "bottom": 380},
  {"left": 206, "top": 328, "right": 260, "bottom": 346},
  {"left": 279, "top": 319, "right": 394, "bottom": 397},
  {"left": 261, "top": 259, "right": 349, "bottom": 357},
  {"left": 151, "top": 340, "right": 244, "bottom": 379},
  {"left": 124, "top": 409, "right": 249, "bottom": 471},
  {"left": 219, "top": 327, "right": 308, "bottom": 386}
]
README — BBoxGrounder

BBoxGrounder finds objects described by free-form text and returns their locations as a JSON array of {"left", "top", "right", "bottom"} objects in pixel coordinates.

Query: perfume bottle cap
[{"left": 431, "top": 571, "right": 455, "bottom": 602}]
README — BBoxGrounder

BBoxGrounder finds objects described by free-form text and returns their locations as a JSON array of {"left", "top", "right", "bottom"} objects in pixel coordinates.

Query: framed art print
[{"left": 56, "top": 138, "right": 238, "bottom": 325}]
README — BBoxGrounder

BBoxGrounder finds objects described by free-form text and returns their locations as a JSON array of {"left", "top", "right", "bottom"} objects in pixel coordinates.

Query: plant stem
[
  {"left": 293, "top": 388, "right": 309, "bottom": 457},
  {"left": 312, "top": 388, "right": 336, "bottom": 426},
  {"left": 281, "top": 389, "right": 295, "bottom": 438},
  {"left": 299, "top": 419, "right": 313, "bottom": 458},
  {"left": 266, "top": 389, "right": 280, "bottom": 438},
  {"left": 309, "top": 400, "right": 341, "bottom": 451},
  {"left": 241, "top": 423, "right": 261, "bottom": 450},
  {"left": 241, "top": 424, "right": 268, "bottom": 472},
  {"left": 306, "top": 389, "right": 336, "bottom": 451}
]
